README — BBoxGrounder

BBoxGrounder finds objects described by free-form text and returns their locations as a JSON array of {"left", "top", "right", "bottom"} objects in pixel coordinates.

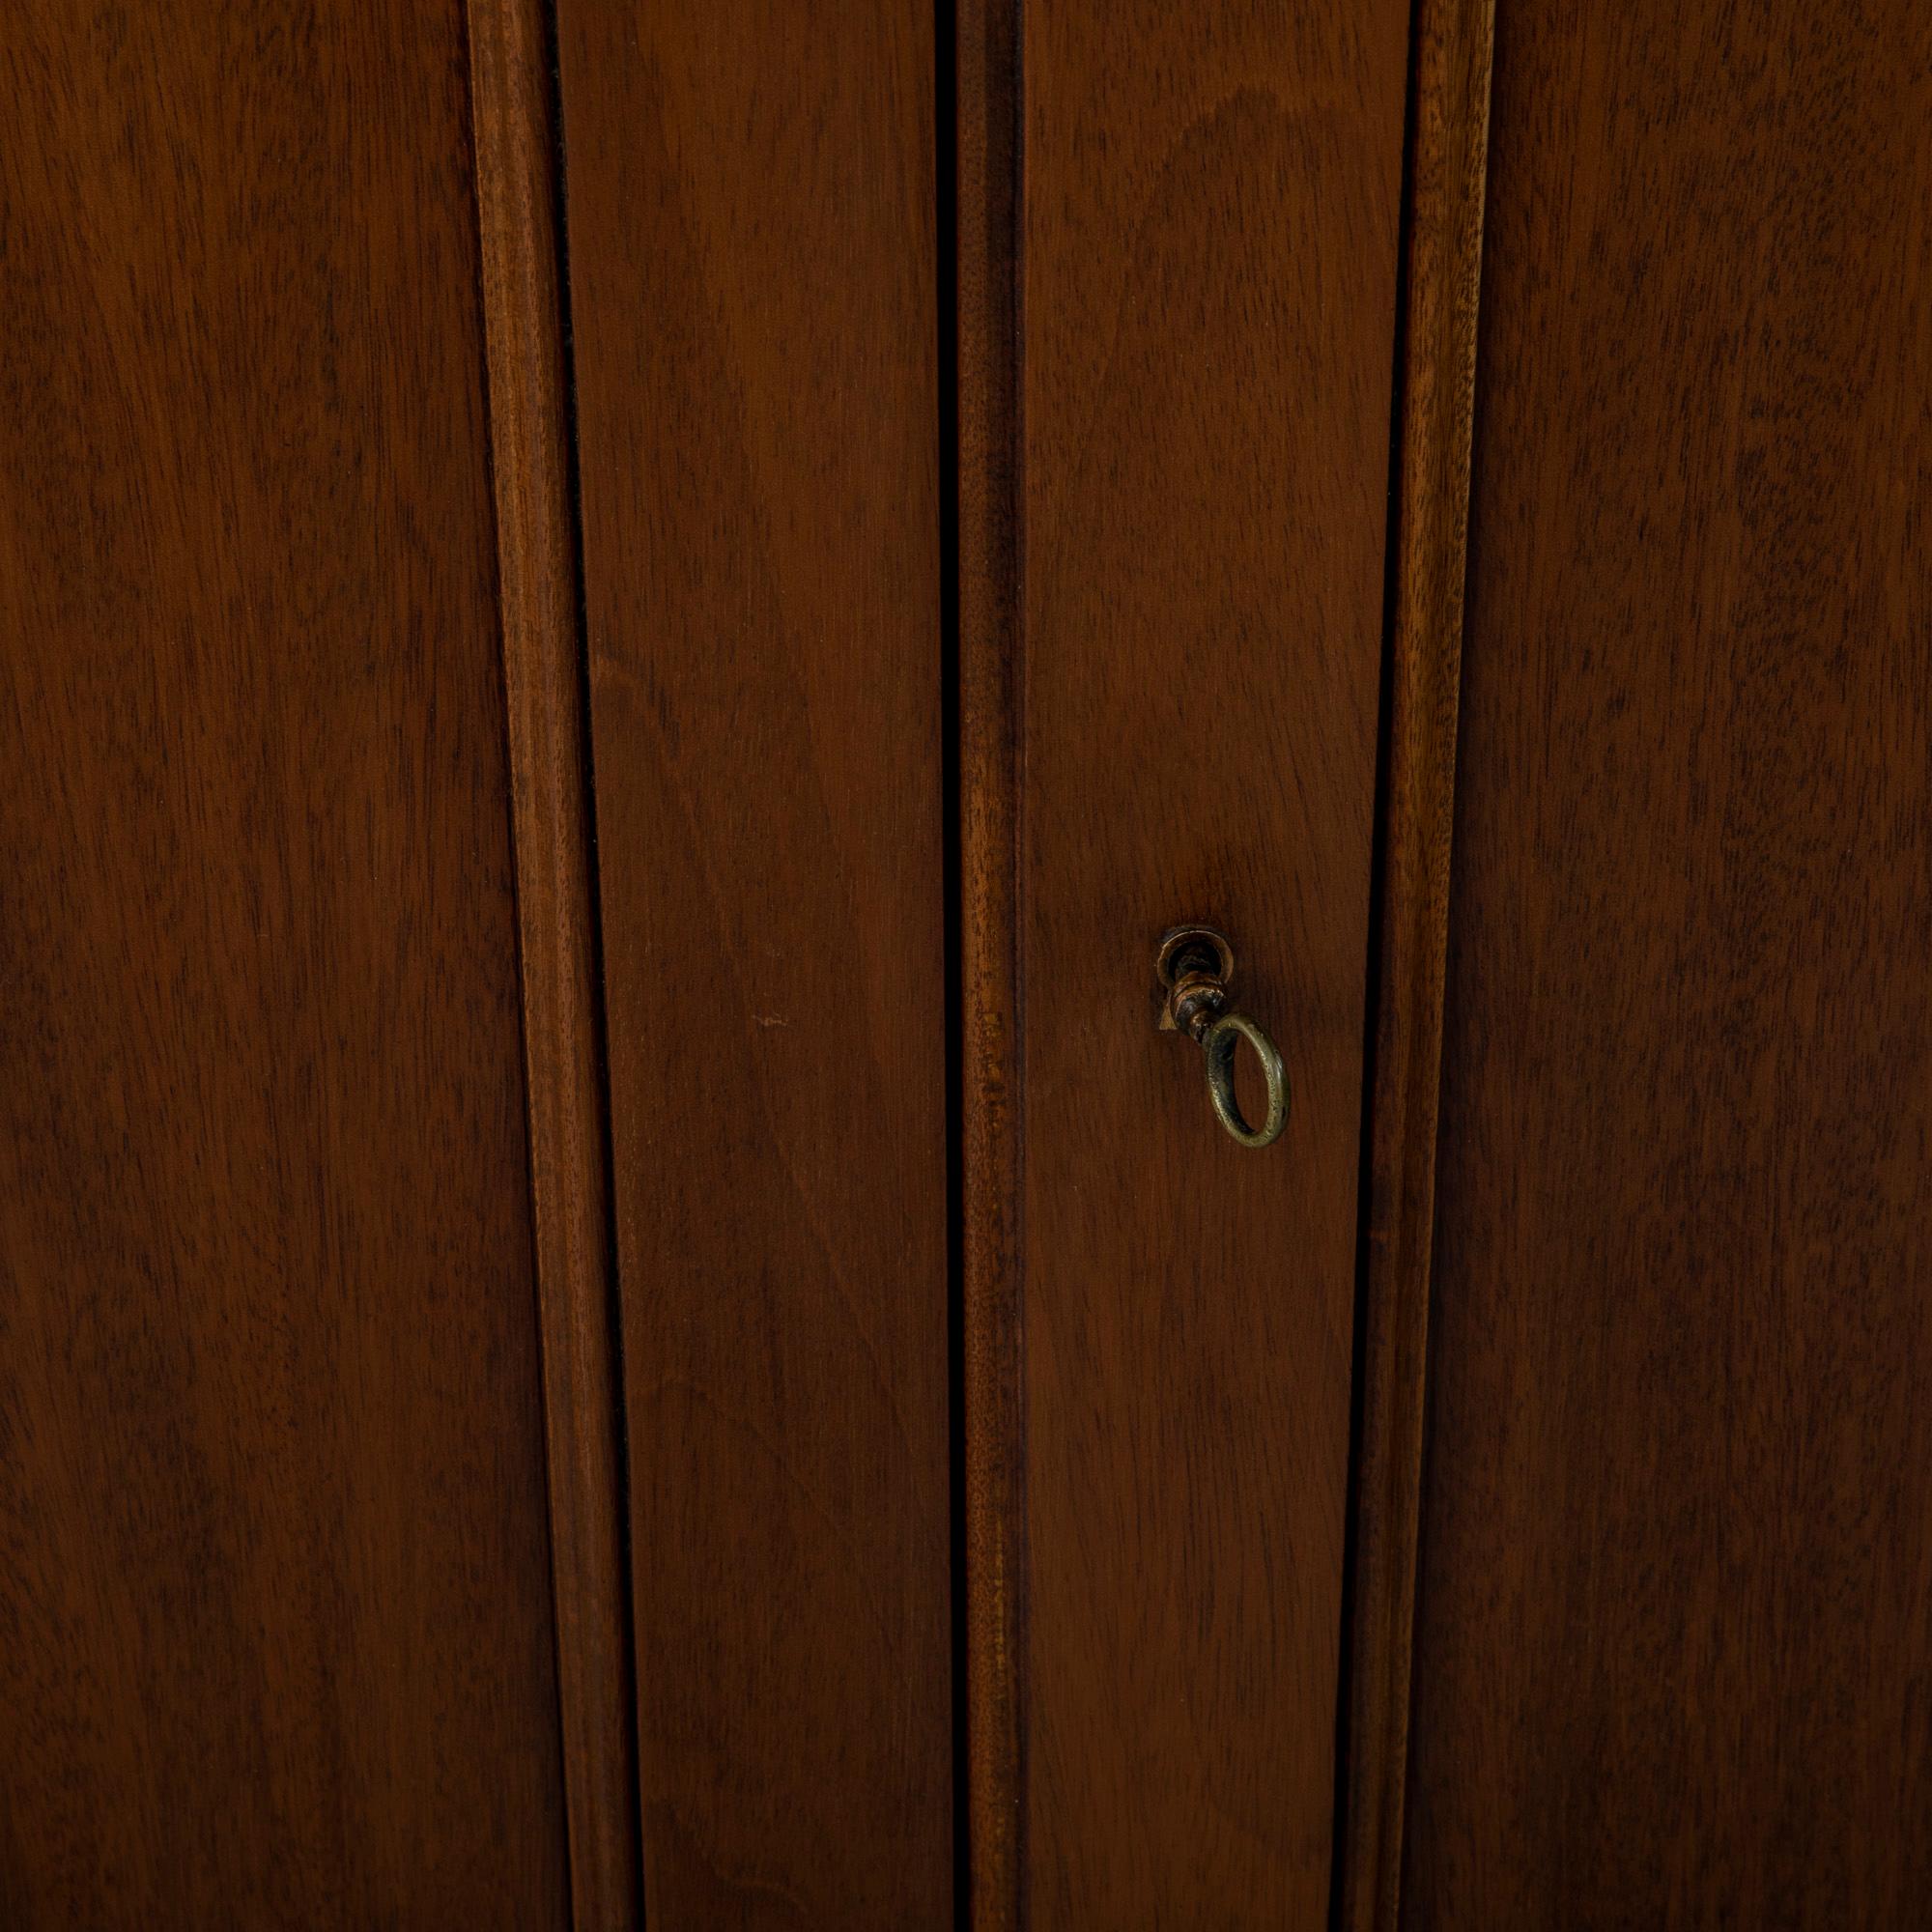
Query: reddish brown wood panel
[
  {"left": 552, "top": 2, "right": 953, "bottom": 1921},
  {"left": 0, "top": 3, "right": 569, "bottom": 1926},
  {"left": 1406, "top": 3, "right": 1932, "bottom": 1925},
  {"left": 1016, "top": 3, "right": 1409, "bottom": 1919}
]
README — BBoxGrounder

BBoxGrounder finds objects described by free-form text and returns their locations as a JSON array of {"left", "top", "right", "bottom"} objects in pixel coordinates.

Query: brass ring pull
[
  {"left": 1201, "top": 1011, "right": 1289, "bottom": 1148},
  {"left": 1157, "top": 924, "right": 1290, "bottom": 1150}
]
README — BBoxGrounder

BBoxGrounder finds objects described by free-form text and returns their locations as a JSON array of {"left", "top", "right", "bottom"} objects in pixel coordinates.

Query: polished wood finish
[
  {"left": 1405, "top": 3, "right": 1932, "bottom": 1923},
  {"left": 955, "top": 0, "right": 1029, "bottom": 1923},
  {"left": 0, "top": 3, "right": 568, "bottom": 1924},
  {"left": 553, "top": 1, "right": 953, "bottom": 1919},
  {"left": 1334, "top": 5, "right": 1494, "bottom": 1927},
  {"left": 1016, "top": 3, "right": 1408, "bottom": 1918},
  {"left": 466, "top": 1, "right": 639, "bottom": 1923}
]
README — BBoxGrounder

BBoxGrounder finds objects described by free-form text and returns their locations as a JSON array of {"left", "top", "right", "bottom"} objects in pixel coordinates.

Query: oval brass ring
[{"left": 1201, "top": 1011, "right": 1289, "bottom": 1149}]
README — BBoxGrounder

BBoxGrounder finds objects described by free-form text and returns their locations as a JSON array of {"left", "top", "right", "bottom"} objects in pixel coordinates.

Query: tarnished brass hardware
[
  {"left": 1156, "top": 924, "right": 1290, "bottom": 1149},
  {"left": 1202, "top": 1011, "right": 1288, "bottom": 1148}
]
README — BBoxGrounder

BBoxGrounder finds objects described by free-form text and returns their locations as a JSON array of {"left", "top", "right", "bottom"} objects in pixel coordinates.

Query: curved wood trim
[
  {"left": 1336, "top": 3, "right": 1494, "bottom": 1927},
  {"left": 463, "top": 3, "right": 640, "bottom": 1924},
  {"left": 956, "top": 0, "right": 1028, "bottom": 1923}
]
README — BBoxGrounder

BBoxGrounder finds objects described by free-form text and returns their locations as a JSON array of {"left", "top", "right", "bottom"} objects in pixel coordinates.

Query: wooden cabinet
[{"left": 3, "top": 0, "right": 1927, "bottom": 1925}]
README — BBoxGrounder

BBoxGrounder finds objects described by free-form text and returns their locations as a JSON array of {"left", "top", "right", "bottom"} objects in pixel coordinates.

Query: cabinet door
[
  {"left": 0, "top": 2, "right": 572, "bottom": 1923},
  {"left": 957, "top": 2, "right": 1412, "bottom": 1920}
]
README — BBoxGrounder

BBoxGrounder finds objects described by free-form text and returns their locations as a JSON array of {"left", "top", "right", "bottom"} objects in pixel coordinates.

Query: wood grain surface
[
  {"left": 465, "top": 0, "right": 640, "bottom": 1923},
  {"left": 1333, "top": 5, "right": 1493, "bottom": 1928},
  {"left": 954, "top": 0, "right": 1029, "bottom": 1923},
  {"left": 0, "top": 3, "right": 569, "bottom": 1924},
  {"left": 553, "top": 2, "right": 954, "bottom": 1920},
  {"left": 1017, "top": 3, "right": 1408, "bottom": 1919},
  {"left": 1405, "top": 2, "right": 1932, "bottom": 1924}
]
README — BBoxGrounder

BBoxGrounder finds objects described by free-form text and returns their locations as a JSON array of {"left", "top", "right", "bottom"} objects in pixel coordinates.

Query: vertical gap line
[
  {"left": 935, "top": 0, "right": 972, "bottom": 1918},
  {"left": 1331, "top": 0, "right": 1426, "bottom": 1910},
  {"left": 539, "top": 0, "right": 650, "bottom": 1918},
  {"left": 956, "top": 0, "right": 1029, "bottom": 1923}
]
